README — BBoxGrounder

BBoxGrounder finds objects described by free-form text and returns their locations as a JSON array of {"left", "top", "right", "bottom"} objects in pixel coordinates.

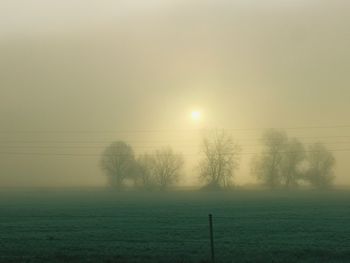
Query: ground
[{"left": 0, "top": 189, "right": 349, "bottom": 262}]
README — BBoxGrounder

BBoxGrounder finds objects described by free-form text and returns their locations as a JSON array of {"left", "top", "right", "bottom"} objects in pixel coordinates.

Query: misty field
[{"left": 0, "top": 190, "right": 350, "bottom": 263}]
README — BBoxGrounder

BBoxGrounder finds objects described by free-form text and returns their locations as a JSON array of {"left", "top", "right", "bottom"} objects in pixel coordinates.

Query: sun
[{"left": 191, "top": 111, "right": 201, "bottom": 121}]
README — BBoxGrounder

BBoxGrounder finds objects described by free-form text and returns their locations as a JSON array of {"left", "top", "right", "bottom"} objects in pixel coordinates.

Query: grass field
[{"left": 0, "top": 189, "right": 350, "bottom": 263}]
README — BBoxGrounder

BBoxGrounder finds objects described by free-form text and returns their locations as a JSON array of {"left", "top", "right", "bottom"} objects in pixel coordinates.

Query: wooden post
[{"left": 209, "top": 214, "right": 215, "bottom": 263}]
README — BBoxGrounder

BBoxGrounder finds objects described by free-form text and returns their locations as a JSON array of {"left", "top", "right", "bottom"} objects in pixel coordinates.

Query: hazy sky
[{"left": 1, "top": 0, "right": 350, "bottom": 187}]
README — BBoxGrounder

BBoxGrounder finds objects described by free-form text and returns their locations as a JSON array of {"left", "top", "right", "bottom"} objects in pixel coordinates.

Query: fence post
[{"left": 209, "top": 214, "right": 215, "bottom": 263}]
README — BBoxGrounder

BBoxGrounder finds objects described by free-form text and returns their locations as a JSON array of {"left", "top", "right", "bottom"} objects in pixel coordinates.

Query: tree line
[
  {"left": 251, "top": 130, "right": 335, "bottom": 189},
  {"left": 100, "top": 129, "right": 336, "bottom": 190}
]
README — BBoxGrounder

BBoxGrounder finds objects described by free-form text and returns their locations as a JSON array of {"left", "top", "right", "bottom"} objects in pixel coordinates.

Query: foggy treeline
[
  {"left": 251, "top": 130, "right": 335, "bottom": 189},
  {"left": 100, "top": 129, "right": 336, "bottom": 191},
  {"left": 101, "top": 143, "right": 183, "bottom": 190}
]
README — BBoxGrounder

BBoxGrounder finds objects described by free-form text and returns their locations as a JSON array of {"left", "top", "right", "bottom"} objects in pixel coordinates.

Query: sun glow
[{"left": 191, "top": 111, "right": 201, "bottom": 121}]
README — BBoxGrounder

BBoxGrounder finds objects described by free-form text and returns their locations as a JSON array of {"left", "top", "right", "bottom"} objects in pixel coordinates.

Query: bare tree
[
  {"left": 280, "top": 138, "right": 306, "bottom": 188},
  {"left": 251, "top": 129, "right": 287, "bottom": 189},
  {"left": 135, "top": 153, "right": 156, "bottom": 190},
  {"left": 304, "top": 143, "right": 335, "bottom": 188},
  {"left": 152, "top": 147, "right": 184, "bottom": 190},
  {"left": 199, "top": 131, "right": 241, "bottom": 189},
  {"left": 100, "top": 141, "right": 136, "bottom": 189}
]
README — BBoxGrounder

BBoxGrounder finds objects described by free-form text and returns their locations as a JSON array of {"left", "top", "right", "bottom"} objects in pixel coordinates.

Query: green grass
[{"left": 0, "top": 189, "right": 349, "bottom": 262}]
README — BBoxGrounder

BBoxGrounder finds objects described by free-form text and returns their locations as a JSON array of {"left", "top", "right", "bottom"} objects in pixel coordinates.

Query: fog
[{"left": 1, "top": 0, "right": 350, "bottom": 187}]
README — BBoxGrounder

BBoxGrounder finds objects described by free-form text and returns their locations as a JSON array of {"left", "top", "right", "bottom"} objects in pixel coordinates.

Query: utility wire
[
  {"left": 0, "top": 149, "right": 350, "bottom": 157},
  {"left": 0, "top": 124, "right": 350, "bottom": 133},
  {"left": 1, "top": 135, "right": 350, "bottom": 144},
  {"left": 1, "top": 141, "right": 350, "bottom": 149}
]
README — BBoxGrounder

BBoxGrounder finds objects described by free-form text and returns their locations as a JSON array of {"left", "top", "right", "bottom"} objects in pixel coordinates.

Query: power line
[
  {"left": 1, "top": 135, "right": 350, "bottom": 144},
  {"left": 1, "top": 141, "right": 350, "bottom": 149},
  {"left": 0, "top": 149, "right": 350, "bottom": 157},
  {"left": 0, "top": 124, "right": 350, "bottom": 134}
]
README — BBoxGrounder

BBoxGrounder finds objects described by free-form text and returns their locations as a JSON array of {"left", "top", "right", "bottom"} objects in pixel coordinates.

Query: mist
[{"left": 1, "top": 0, "right": 350, "bottom": 187}]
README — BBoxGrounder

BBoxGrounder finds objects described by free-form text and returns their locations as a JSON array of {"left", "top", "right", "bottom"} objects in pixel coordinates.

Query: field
[{"left": 0, "top": 189, "right": 350, "bottom": 263}]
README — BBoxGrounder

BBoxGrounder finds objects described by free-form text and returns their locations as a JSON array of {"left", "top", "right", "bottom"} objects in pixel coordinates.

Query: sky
[{"left": 0, "top": 0, "right": 350, "bottom": 187}]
